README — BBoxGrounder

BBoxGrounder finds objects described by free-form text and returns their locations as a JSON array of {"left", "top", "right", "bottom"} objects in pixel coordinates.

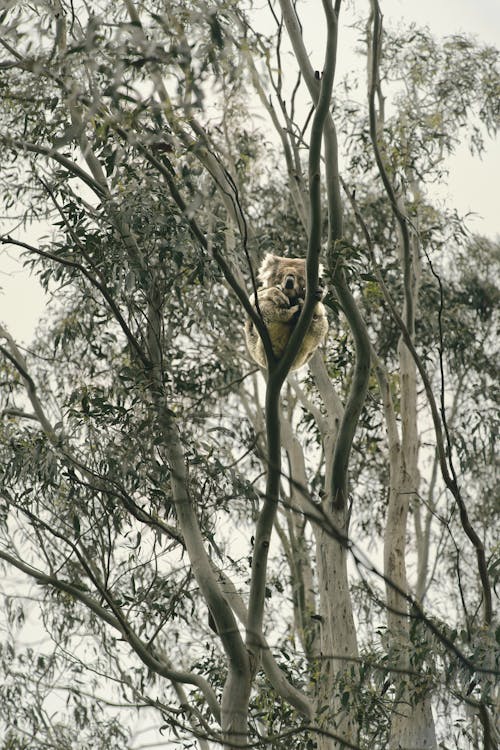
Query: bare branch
[
  {"left": 0, "top": 548, "right": 221, "bottom": 722},
  {"left": 246, "top": 0, "right": 339, "bottom": 664},
  {"left": 0, "top": 325, "right": 60, "bottom": 444},
  {"left": 0, "top": 234, "right": 148, "bottom": 368},
  {"left": 278, "top": 0, "right": 371, "bottom": 510}
]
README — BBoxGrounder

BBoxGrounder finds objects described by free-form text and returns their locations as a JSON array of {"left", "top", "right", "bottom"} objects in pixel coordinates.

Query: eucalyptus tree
[{"left": 0, "top": 1, "right": 498, "bottom": 749}]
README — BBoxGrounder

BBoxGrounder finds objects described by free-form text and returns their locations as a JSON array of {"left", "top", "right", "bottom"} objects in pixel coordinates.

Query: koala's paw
[
  {"left": 268, "top": 288, "right": 290, "bottom": 307},
  {"left": 289, "top": 299, "right": 302, "bottom": 322}
]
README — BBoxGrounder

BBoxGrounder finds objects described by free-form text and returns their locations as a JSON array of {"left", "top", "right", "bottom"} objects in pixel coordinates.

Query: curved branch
[
  {"left": 327, "top": 271, "right": 371, "bottom": 509},
  {"left": 144, "top": 287, "right": 249, "bottom": 680},
  {"left": 275, "top": 0, "right": 338, "bottom": 379},
  {"left": 216, "top": 569, "right": 313, "bottom": 720},
  {"left": 0, "top": 326, "right": 60, "bottom": 444},
  {"left": 246, "top": 0, "right": 339, "bottom": 660},
  {"left": 278, "top": 0, "right": 371, "bottom": 510},
  {"left": 0, "top": 235, "right": 147, "bottom": 368},
  {"left": 0, "top": 548, "right": 221, "bottom": 722},
  {"left": 343, "top": 180, "right": 492, "bottom": 626},
  {"left": 0, "top": 137, "right": 107, "bottom": 199},
  {"left": 367, "top": 0, "right": 414, "bottom": 332}
]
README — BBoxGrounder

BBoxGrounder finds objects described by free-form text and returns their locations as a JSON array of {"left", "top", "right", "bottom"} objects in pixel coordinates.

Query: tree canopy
[{"left": 0, "top": 1, "right": 498, "bottom": 749}]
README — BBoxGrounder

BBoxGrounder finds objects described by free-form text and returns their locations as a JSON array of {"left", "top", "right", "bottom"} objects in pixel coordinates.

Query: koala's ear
[{"left": 257, "top": 253, "right": 280, "bottom": 283}]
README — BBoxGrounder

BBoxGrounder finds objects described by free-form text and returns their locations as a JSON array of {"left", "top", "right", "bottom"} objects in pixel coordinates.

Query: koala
[{"left": 245, "top": 254, "right": 328, "bottom": 370}]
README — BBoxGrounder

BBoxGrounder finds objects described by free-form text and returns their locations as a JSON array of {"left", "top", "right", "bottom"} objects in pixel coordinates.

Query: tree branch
[
  {"left": 246, "top": 0, "right": 338, "bottom": 663},
  {"left": 278, "top": 0, "right": 371, "bottom": 510},
  {"left": 0, "top": 548, "right": 221, "bottom": 722},
  {"left": 342, "top": 180, "right": 492, "bottom": 626},
  {"left": 0, "top": 137, "right": 106, "bottom": 198},
  {"left": 0, "top": 234, "right": 148, "bottom": 368},
  {"left": 216, "top": 568, "right": 314, "bottom": 720},
  {"left": 0, "top": 325, "right": 60, "bottom": 444}
]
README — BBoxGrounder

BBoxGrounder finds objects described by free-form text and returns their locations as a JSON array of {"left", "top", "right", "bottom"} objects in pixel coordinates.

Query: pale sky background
[{"left": 0, "top": 0, "right": 499, "bottom": 345}]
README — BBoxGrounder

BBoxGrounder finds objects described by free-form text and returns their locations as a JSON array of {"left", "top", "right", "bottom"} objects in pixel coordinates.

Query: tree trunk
[
  {"left": 221, "top": 665, "right": 252, "bottom": 749},
  {"left": 314, "top": 434, "right": 359, "bottom": 749},
  {"left": 315, "top": 517, "right": 359, "bottom": 749},
  {"left": 384, "top": 227, "right": 437, "bottom": 747}
]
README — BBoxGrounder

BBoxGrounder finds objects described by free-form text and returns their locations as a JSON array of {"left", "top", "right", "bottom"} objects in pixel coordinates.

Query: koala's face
[
  {"left": 277, "top": 263, "right": 306, "bottom": 302},
  {"left": 257, "top": 254, "right": 326, "bottom": 304},
  {"left": 258, "top": 255, "right": 306, "bottom": 303}
]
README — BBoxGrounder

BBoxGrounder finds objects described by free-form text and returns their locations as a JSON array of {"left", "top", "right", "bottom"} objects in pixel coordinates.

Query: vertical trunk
[
  {"left": 285, "top": 511, "right": 321, "bottom": 660},
  {"left": 389, "top": 696, "right": 437, "bottom": 750},
  {"left": 281, "top": 416, "right": 321, "bottom": 660},
  {"left": 367, "top": 7, "right": 438, "bottom": 741},
  {"left": 314, "top": 436, "right": 359, "bottom": 750},
  {"left": 384, "top": 344, "right": 437, "bottom": 749},
  {"left": 384, "top": 228, "right": 437, "bottom": 748},
  {"left": 221, "top": 665, "right": 252, "bottom": 749},
  {"left": 414, "top": 450, "right": 438, "bottom": 603},
  {"left": 315, "top": 521, "right": 359, "bottom": 749}
]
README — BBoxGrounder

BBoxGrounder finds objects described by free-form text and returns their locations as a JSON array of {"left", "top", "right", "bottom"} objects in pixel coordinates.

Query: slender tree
[{"left": 0, "top": 1, "right": 498, "bottom": 749}]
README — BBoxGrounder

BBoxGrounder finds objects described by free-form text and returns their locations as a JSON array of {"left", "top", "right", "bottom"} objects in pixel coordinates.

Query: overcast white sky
[{"left": 1, "top": 0, "right": 499, "bottom": 344}]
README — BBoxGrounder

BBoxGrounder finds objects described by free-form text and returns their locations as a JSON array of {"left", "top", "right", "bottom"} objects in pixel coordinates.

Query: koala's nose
[{"left": 285, "top": 275, "right": 295, "bottom": 289}]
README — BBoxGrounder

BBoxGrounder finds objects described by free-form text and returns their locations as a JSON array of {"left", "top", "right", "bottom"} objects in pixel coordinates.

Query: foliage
[{"left": 0, "top": 1, "right": 498, "bottom": 749}]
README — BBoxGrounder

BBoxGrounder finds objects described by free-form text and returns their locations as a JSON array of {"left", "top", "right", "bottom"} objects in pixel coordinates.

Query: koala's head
[
  {"left": 258, "top": 254, "right": 306, "bottom": 302},
  {"left": 257, "top": 254, "right": 325, "bottom": 303}
]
